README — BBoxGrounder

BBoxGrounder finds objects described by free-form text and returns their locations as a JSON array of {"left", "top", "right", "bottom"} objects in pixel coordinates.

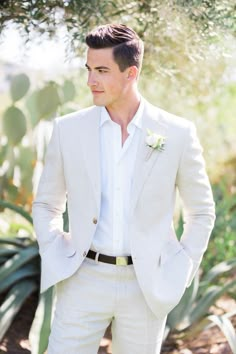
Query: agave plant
[
  {"left": 0, "top": 199, "right": 55, "bottom": 354},
  {"left": 1, "top": 199, "right": 236, "bottom": 354},
  {"left": 165, "top": 258, "right": 236, "bottom": 353},
  {"left": 0, "top": 200, "right": 39, "bottom": 341}
]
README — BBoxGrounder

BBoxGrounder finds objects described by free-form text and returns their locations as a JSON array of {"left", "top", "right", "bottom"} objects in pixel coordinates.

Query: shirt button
[
  {"left": 93, "top": 217, "right": 98, "bottom": 224},
  {"left": 83, "top": 251, "right": 87, "bottom": 257}
]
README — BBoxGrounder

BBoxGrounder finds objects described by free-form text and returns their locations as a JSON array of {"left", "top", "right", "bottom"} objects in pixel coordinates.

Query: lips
[{"left": 91, "top": 90, "right": 104, "bottom": 94}]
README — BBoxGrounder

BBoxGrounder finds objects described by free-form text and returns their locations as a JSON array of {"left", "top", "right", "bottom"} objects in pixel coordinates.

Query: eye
[{"left": 98, "top": 69, "right": 108, "bottom": 73}]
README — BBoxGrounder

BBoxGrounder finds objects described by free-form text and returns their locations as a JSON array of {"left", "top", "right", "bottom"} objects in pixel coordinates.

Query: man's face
[{"left": 86, "top": 47, "right": 130, "bottom": 110}]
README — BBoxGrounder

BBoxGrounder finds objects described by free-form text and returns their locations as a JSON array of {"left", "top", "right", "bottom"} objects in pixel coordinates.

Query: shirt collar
[{"left": 100, "top": 97, "right": 144, "bottom": 130}]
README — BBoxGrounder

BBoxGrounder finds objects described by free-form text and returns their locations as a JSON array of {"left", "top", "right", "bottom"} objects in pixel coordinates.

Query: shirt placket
[
  {"left": 112, "top": 123, "right": 137, "bottom": 254},
  {"left": 112, "top": 124, "right": 124, "bottom": 254}
]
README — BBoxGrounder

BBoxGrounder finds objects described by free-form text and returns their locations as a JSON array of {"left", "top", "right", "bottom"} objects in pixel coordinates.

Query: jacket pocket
[
  {"left": 40, "top": 233, "right": 76, "bottom": 258},
  {"left": 159, "top": 238, "right": 184, "bottom": 266}
]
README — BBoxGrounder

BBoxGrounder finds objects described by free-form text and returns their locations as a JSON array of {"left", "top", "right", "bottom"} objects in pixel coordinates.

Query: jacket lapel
[
  {"left": 78, "top": 102, "right": 167, "bottom": 213},
  {"left": 79, "top": 107, "right": 101, "bottom": 209},
  {"left": 130, "top": 102, "right": 167, "bottom": 213}
]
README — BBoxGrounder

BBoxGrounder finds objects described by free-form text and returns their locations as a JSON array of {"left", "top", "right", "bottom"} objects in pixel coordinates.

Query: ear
[{"left": 127, "top": 66, "right": 139, "bottom": 81}]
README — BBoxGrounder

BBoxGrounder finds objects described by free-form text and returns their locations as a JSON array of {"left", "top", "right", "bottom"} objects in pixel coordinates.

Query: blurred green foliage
[
  {"left": 166, "top": 259, "right": 236, "bottom": 353},
  {"left": 202, "top": 157, "right": 236, "bottom": 272},
  {"left": 0, "top": 1, "right": 235, "bottom": 351},
  {"left": 0, "top": 73, "right": 77, "bottom": 210},
  {"left": 0, "top": 1, "right": 235, "bottom": 40},
  {"left": 0, "top": 1, "right": 235, "bottom": 264}
]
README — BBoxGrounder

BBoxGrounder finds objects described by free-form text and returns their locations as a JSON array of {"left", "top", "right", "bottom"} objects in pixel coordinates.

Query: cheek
[
  {"left": 103, "top": 75, "right": 125, "bottom": 95},
  {"left": 111, "top": 79, "right": 125, "bottom": 94},
  {"left": 106, "top": 82, "right": 120, "bottom": 95}
]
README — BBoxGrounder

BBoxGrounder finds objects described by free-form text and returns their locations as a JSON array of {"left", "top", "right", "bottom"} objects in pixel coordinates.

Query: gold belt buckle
[{"left": 116, "top": 256, "right": 128, "bottom": 266}]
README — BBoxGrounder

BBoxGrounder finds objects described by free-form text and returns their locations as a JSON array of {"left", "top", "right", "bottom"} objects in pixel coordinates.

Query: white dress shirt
[{"left": 91, "top": 100, "right": 144, "bottom": 256}]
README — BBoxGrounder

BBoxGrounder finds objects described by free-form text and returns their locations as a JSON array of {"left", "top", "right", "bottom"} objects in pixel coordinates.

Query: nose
[{"left": 87, "top": 71, "right": 98, "bottom": 87}]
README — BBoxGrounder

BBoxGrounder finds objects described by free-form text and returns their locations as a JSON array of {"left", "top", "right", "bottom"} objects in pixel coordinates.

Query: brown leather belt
[{"left": 86, "top": 250, "right": 133, "bottom": 266}]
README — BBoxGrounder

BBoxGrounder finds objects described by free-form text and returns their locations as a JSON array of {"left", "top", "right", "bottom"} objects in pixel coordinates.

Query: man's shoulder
[
  {"left": 55, "top": 105, "right": 100, "bottom": 126},
  {"left": 160, "top": 109, "right": 194, "bottom": 134},
  {"left": 146, "top": 101, "right": 193, "bottom": 131}
]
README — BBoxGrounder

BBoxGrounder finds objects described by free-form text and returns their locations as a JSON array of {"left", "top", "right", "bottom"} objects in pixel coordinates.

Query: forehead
[{"left": 86, "top": 47, "right": 117, "bottom": 67}]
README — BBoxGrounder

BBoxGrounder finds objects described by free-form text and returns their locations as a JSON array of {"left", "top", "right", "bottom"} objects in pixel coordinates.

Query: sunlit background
[{"left": 0, "top": 2, "right": 236, "bottom": 353}]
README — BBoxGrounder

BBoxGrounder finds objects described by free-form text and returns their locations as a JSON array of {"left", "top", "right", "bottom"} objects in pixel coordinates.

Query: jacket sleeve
[
  {"left": 176, "top": 122, "right": 215, "bottom": 286},
  {"left": 32, "top": 119, "right": 68, "bottom": 255}
]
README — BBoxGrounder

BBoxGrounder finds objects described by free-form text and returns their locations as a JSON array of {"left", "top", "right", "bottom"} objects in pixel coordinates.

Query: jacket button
[{"left": 93, "top": 217, "right": 98, "bottom": 224}]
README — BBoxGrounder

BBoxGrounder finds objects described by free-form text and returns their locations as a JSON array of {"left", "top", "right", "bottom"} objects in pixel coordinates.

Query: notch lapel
[{"left": 130, "top": 103, "right": 167, "bottom": 212}]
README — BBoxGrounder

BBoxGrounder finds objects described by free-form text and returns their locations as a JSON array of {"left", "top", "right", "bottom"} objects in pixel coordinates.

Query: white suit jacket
[{"left": 32, "top": 99, "right": 215, "bottom": 318}]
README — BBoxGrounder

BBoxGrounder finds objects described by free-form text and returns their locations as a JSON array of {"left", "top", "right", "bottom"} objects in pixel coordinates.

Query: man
[{"left": 32, "top": 24, "right": 215, "bottom": 353}]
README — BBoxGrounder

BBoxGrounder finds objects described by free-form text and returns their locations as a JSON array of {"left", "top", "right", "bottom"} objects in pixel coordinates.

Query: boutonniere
[{"left": 145, "top": 129, "right": 166, "bottom": 160}]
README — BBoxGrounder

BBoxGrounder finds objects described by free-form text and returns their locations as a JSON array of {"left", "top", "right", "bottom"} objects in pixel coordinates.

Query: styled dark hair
[{"left": 85, "top": 24, "right": 144, "bottom": 72}]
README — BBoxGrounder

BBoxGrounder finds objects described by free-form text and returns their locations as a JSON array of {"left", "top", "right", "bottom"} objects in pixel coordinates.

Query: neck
[{"left": 106, "top": 91, "right": 141, "bottom": 130}]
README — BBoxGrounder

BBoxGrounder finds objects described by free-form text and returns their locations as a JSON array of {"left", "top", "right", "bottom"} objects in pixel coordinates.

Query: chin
[
  {"left": 93, "top": 98, "right": 106, "bottom": 107},
  {"left": 94, "top": 102, "right": 105, "bottom": 107}
]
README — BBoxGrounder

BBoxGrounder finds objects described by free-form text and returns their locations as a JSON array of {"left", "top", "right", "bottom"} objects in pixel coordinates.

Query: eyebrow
[{"left": 85, "top": 64, "right": 110, "bottom": 70}]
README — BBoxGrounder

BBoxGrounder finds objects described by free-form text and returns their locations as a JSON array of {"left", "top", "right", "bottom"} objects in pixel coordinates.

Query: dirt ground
[{"left": 0, "top": 293, "right": 235, "bottom": 354}]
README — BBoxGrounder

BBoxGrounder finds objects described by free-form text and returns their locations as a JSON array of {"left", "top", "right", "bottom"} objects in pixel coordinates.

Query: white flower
[{"left": 145, "top": 129, "right": 165, "bottom": 151}]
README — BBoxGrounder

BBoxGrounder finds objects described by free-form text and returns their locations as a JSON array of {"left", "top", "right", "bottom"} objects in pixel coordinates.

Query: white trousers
[{"left": 48, "top": 257, "right": 167, "bottom": 354}]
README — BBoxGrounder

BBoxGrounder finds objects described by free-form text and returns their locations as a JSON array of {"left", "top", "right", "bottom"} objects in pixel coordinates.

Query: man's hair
[{"left": 85, "top": 24, "right": 144, "bottom": 72}]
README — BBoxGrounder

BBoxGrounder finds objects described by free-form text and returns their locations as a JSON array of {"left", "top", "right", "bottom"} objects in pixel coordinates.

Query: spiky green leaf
[
  {"left": 0, "top": 236, "right": 28, "bottom": 248},
  {"left": 0, "top": 263, "right": 39, "bottom": 294},
  {"left": 0, "top": 248, "right": 18, "bottom": 257},
  {"left": 167, "top": 272, "right": 200, "bottom": 330},
  {"left": 208, "top": 314, "right": 236, "bottom": 354},
  {"left": 0, "top": 246, "right": 39, "bottom": 282},
  {"left": 0, "top": 279, "right": 37, "bottom": 341},
  {"left": 29, "top": 287, "right": 55, "bottom": 354},
  {"left": 189, "top": 279, "right": 236, "bottom": 324},
  {"left": 200, "top": 258, "right": 236, "bottom": 289},
  {"left": 0, "top": 200, "right": 33, "bottom": 224}
]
